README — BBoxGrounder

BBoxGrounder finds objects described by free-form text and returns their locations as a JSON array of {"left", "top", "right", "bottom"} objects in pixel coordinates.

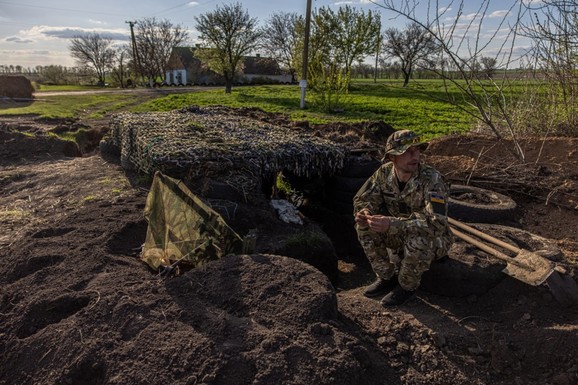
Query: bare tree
[
  {"left": 520, "top": 0, "right": 578, "bottom": 134},
  {"left": 480, "top": 56, "right": 498, "bottom": 78},
  {"left": 382, "top": 22, "right": 437, "bottom": 86},
  {"left": 372, "top": 0, "right": 527, "bottom": 160},
  {"left": 41, "top": 65, "right": 69, "bottom": 85},
  {"left": 109, "top": 46, "right": 131, "bottom": 88},
  {"left": 263, "top": 12, "right": 302, "bottom": 83},
  {"left": 134, "top": 18, "right": 188, "bottom": 85},
  {"left": 69, "top": 32, "right": 116, "bottom": 85},
  {"left": 195, "top": 3, "right": 264, "bottom": 93}
]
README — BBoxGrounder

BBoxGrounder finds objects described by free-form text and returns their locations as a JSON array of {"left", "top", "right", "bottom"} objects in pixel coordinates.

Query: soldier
[{"left": 353, "top": 129, "right": 453, "bottom": 306}]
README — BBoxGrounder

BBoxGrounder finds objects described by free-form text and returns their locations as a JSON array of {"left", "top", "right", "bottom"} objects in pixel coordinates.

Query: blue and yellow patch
[
  {"left": 428, "top": 192, "right": 447, "bottom": 215},
  {"left": 430, "top": 192, "right": 446, "bottom": 204}
]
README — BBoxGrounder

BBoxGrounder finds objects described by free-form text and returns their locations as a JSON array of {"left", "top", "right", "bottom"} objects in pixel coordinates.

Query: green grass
[
  {"left": 34, "top": 84, "right": 108, "bottom": 92},
  {"left": 0, "top": 81, "right": 492, "bottom": 138},
  {"left": 0, "top": 93, "right": 143, "bottom": 119},
  {"left": 133, "top": 83, "right": 477, "bottom": 138}
]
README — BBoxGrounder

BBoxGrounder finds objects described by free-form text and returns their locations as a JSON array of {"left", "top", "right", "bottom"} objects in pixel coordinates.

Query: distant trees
[
  {"left": 375, "top": 0, "right": 531, "bottom": 160},
  {"left": 520, "top": 0, "right": 578, "bottom": 134},
  {"left": 263, "top": 12, "right": 302, "bottom": 83},
  {"left": 67, "top": 19, "right": 187, "bottom": 87},
  {"left": 479, "top": 57, "right": 497, "bottom": 79},
  {"left": 69, "top": 32, "right": 116, "bottom": 85},
  {"left": 304, "top": 5, "right": 381, "bottom": 111},
  {"left": 195, "top": 3, "right": 264, "bottom": 93},
  {"left": 381, "top": 22, "right": 437, "bottom": 86},
  {"left": 41, "top": 65, "right": 69, "bottom": 85},
  {"left": 109, "top": 46, "right": 131, "bottom": 88},
  {"left": 133, "top": 18, "right": 188, "bottom": 85}
]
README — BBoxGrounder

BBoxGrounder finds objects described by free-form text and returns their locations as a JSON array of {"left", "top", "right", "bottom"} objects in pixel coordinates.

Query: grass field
[{"left": 1, "top": 81, "right": 481, "bottom": 139}]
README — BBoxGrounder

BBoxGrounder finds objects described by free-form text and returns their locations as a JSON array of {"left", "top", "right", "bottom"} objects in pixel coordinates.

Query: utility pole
[
  {"left": 374, "top": 32, "right": 381, "bottom": 83},
  {"left": 300, "top": 0, "right": 312, "bottom": 109},
  {"left": 125, "top": 21, "right": 141, "bottom": 86}
]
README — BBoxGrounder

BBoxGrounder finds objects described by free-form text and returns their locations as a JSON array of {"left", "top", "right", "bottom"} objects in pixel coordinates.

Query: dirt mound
[
  {"left": 0, "top": 75, "right": 34, "bottom": 99},
  {"left": 0, "top": 113, "right": 577, "bottom": 385}
]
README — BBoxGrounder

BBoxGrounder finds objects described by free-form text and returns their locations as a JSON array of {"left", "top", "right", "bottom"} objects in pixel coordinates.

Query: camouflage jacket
[{"left": 353, "top": 161, "right": 450, "bottom": 236}]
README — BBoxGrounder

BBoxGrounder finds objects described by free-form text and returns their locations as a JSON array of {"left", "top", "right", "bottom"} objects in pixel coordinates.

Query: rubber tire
[
  {"left": 340, "top": 157, "right": 381, "bottom": 178},
  {"left": 448, "top": 184, "right": 517, "bottom": 223},
  {"left": 328, "top": 189, "right": 357, "bottom": 205},
  {"left": 420, "top": 256, "right": 506, "bottom": 297},
  {"left": 328, "top": 176, "right": 367, "bottom": 193}
]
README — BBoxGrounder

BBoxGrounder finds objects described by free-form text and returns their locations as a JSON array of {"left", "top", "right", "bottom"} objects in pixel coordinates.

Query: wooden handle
[
  {"left": 450, "top": 227, "right": 532, "bottom": 270},
  {"left": 448, "top": 217, "right": 521, "bottom": 254}
]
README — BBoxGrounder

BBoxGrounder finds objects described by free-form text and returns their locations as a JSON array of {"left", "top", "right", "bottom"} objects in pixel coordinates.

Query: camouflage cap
[{"left": 384, "top": 130, "right": 429, "bottom": 156}]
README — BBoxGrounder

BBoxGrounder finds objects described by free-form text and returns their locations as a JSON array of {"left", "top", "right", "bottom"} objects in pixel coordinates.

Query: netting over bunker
[{"left": 105, "top": 106, "right": 349, "bottom": 199}]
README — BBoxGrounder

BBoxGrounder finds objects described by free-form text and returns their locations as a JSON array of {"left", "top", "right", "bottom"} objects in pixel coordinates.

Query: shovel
[{"left": 448, "top": 217, "right": 578, "bottom": 306}]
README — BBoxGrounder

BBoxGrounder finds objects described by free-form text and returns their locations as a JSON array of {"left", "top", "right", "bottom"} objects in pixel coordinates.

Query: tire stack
[
  {"left": 323, "top": 155, "right": 381, "bottom": 257},
  {"left": 326, "top": 155, "right": 381, "bottom": 216}
]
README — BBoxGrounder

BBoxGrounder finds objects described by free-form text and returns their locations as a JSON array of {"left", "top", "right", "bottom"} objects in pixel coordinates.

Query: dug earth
[{"left": 0, "top": 109, "right": 577, "bottom": 385}]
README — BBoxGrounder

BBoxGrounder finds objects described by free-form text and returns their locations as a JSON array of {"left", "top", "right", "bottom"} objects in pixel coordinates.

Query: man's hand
[
  {"left": 366, "top": 214, "right": 391, "bottom": 233},
  {"left": 354, "top": 209, "right": 371, "bottom": 227},
  {"left": 355, "top": 209, "right": 391, "bottom": 232}
]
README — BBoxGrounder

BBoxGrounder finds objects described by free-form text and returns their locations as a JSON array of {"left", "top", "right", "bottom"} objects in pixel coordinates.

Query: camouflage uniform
[{"left": 353, "top": 161, "right": 453, "bottom": 291}]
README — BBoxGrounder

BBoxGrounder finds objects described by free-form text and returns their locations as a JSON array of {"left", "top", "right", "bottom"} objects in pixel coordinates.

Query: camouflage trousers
[{"left": 356, "top": 224, "right": 452, "bottom": 291}]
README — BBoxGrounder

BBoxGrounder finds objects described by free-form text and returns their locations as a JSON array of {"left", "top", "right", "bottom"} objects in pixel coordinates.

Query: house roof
[
  {"left": 167, "top": 47, "right": 197, "bottom": 70},
  {"left": 167, "top": 47, "right": 282, "bottom": 75}
]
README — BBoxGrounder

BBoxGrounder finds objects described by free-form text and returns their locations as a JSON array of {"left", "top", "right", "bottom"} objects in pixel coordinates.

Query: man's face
[{"left": 391, "top": 145, "right": 421, "bottom": 175}]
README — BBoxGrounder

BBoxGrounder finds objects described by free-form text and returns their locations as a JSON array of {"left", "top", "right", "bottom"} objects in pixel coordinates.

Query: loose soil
[{"left": 0, "top": 108, "right": 577, "bottom": 385}]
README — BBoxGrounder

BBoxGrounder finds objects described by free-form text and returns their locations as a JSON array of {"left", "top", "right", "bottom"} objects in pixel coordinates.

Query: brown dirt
[
  {"left": 0, "top": 75, "right": 34, "bottom": 99},
  {"left": 0, "top": 110, "right": 577, "bottom": 385}
]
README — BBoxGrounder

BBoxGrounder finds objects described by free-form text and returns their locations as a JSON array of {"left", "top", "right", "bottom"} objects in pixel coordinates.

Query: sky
[{"left": 0, "top": 0, "right": 539, "bottom": 69}]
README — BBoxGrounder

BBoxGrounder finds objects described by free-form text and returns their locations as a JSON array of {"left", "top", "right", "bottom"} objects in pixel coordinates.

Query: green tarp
[{"left": 141, "top": 171, "right": 244, "bottom": 271}]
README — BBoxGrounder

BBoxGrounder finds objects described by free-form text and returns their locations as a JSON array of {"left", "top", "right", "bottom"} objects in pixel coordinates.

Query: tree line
[
  {"left": 1, "top": 3, "right": 498, "bottom": 91},
  {"left": 4, "top": 0, "right": 577, "bottom": 138}
]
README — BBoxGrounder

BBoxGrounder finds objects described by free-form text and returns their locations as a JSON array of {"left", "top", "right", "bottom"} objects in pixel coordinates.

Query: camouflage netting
[
  {"left": 105, "top": 106, "right": 348, "bottom": 199},
  {"left": 0, "top": 75, "right": 34, "bottom": 99}
]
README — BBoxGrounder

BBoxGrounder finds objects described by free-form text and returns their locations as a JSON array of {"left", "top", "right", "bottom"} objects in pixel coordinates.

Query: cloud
[
  {"left": 88, "top": 19, "right": 107, "bottom": 26},
  {"left": 5, "top": 36, "right": 34, "bottom": 44},
  {"left": 0, "top": 48, "right": 73, "bottom": 66},
  {"left": 489, "top": 10, "right": 511, "bottom": 18},
  {"left": 0, "top": 49, "right": 49, "bottom": 57},
  {"left": 460, "top": 13, "right": 479, "bottom": 21},
  {"left": 187, "top": 1, "right": 200, "bottom": 6},
  {"left": 14, "top": 26, "right": 129, "bottom": 42}
]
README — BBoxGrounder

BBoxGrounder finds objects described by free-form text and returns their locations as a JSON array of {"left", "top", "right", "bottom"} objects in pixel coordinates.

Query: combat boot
[
  {"left": 363, "top": 277, "right": 397, "bottom": 298},
  {"left": 380, "top": 285, "right": 415, "bottom": 306}
]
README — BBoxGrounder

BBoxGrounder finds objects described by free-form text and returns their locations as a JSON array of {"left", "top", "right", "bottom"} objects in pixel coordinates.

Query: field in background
[{"left": 1, "top": 81, "right": 483, "bottom": 138}]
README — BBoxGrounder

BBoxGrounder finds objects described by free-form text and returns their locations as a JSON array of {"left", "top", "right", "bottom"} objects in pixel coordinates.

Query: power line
[
  {"left": 0, "top": 0, "right": 130, "bottom": 18},
  {"left": 149, "top": 0, "right": 221, "bottom": 18}
]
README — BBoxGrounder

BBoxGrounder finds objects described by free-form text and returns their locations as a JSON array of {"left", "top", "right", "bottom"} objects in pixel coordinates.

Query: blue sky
[{"left": 0, "top": 0, "right": 537, "bottom": 69}]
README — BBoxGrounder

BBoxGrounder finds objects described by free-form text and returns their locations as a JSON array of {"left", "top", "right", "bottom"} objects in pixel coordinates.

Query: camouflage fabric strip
[{"left": 142, "top": 171, "right": 243, "bottom": 270}]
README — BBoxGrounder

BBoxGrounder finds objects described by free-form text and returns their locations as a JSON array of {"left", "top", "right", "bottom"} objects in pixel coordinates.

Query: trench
[{"left": 274, "top": 156, "right": 380, "bottom": 288}]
